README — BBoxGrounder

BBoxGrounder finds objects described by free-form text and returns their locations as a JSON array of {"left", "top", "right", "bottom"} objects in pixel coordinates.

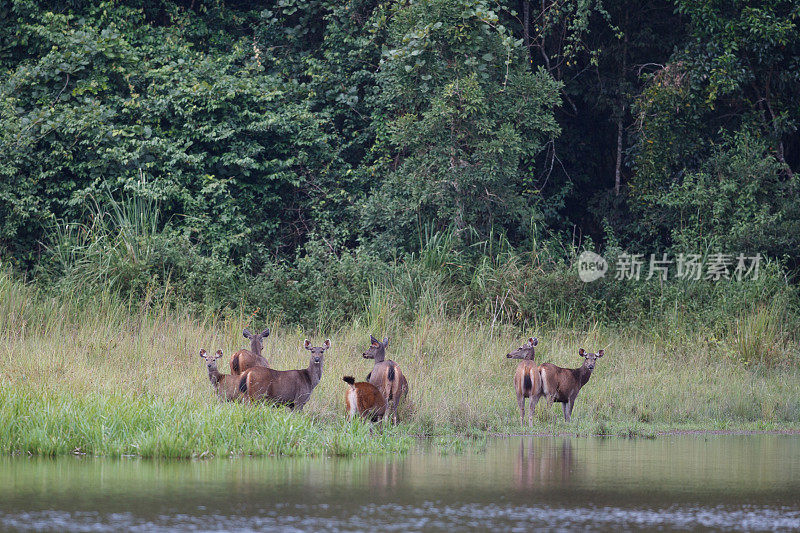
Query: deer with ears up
[
  {"left": 362, "top": 335, "right": 408, "bottom": 424},
  {"left": 199, "top": 349, "right": 241, "bottom": 401},
  {"left": 238, "top": 339, "right": 330, "bottom": 410},
  {"left": 506, "top": 337, "right": 541, "bottom": 427},
  {"left": 230, "top": 327, "right": 270, "bottom": 375},
  {"left": 538, "top": 348, "right": 604, "bottom": 422}
]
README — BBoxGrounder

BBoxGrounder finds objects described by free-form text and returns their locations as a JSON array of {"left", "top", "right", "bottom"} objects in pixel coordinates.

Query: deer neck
[
  {"left": 250, "top": 339, "right": 262, "bottom": 355},
  {"left": 574, "top": 365, "right": 593, "bottom": 387},
  {"left": 207, "top": 367, "right": 222, "bottom": 385},
  {"left": 306, "top": 360, "right": 323, "bottom": 388}
]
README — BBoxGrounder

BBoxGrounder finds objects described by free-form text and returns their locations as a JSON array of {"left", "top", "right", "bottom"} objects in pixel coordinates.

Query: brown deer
[
  {"left": 230, "top": 327, "right": 270, "bottom": 375},
  {"left": 199, "top": 349, "right": 241, "bottom": 401},
  {"left": 506, "top": 337, "right": 541, "bottom": 427},
  {"left": 343, "top": 376, "right": 388, "bottom": 422},
  {"left": 362, "top": 335, "right": 408, "bottom": 424},
  {"left": 538, "top": 348, "right": 604, "bottom": 422},
  {"left": 238, "top": 339, "right": 330, "bottom": 410}
]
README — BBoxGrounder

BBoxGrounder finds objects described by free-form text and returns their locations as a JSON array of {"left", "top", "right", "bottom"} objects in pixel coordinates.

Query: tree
[{"left": 363, "top": 0, "right": 561, "bottom": 253}]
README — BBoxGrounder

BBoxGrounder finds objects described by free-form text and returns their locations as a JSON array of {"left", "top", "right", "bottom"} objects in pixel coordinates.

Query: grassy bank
[{"left": 1, "top": 269, "right": 798, "bottom": 458}]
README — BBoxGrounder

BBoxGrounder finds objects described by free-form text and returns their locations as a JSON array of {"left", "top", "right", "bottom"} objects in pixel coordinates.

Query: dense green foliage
[{"left": 1, "top": 0, "right": 798, "bottom": 329}]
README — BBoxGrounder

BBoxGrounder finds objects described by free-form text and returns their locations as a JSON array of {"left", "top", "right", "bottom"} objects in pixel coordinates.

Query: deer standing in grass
[
  {"left": 538, "top": 348, "right": 604, "bottom": 422},
  {"left": 199, "top": 349, "right": 241, "bottom": 401},
  {"left": 238, "top": 339, "right": 330, "bottom": 410},
  {"left": 362, "top": 335, "right": 408, "bottom": 424},
  {"left": 230, "top": 327, "right": 270, "bottom": 375},
  {"left": 343, "top": 376, "right": 388, "bottom": 422},
  {"left": 506, "top": 337, "right": 540, "bottom": 427}
]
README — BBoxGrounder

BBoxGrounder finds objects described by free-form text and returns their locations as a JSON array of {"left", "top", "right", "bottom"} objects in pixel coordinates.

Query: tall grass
[
  {"left": 731, "top": 304, "right": 790, "bottom": 366},
  {"left": 45, "top": 195, "right": 163, "bottom": 296},
  {"left": 6, "top": 212, "right": 800, "bottom": 457},
  {"left": 1, "top": 266, "right": 798, "bottom": 459}
]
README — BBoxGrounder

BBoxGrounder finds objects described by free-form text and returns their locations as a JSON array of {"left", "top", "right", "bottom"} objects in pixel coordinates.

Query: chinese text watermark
[{"left": 578, "top": 252, "right": 761, "bottom": 283}]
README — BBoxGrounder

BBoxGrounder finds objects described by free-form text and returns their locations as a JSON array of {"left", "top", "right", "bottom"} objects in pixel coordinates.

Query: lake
[{"left": 2, "top": 434, "right": 799, "bottom": 531}]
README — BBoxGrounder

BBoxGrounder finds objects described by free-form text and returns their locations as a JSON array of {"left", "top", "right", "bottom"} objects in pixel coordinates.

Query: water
[{"left": 2, "top": 435, "right": 799, "bottom": 531}]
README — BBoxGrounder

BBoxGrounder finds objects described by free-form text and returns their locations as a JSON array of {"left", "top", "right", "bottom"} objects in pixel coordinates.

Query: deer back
[
  {"left": 230, "top": 349, "right": 269, "bottom": 375},
  {"left": 344, "top": 378, "right": 387, "bottom": 421},
  {"left": 216, "top": 374, "right": 242, "bottom": 401},
  {"left": 368, "top": 360, "right": 407, "bottom": 403},
  {"left": 539, "top": 362, "right": 575, "bottom": 403},
  {"left": 239, "top": 367, "right": 310, "bottom": 403}
]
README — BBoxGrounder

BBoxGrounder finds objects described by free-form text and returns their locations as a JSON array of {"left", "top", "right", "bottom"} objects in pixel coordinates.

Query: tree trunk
[
  {"left": 522, "top": 0, "right": 531, "bottom": 62},
  {"left": 614, "top": 19, "right": 629, "bottom": 196}
]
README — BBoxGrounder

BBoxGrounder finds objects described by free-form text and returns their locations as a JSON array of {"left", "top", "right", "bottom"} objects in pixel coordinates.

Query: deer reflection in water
[
  {"left": 365, "top": 455, "right": 404, "bottom": 491},
  {"left": 514, "top": 438, "right": 575, "bottom": 489}
]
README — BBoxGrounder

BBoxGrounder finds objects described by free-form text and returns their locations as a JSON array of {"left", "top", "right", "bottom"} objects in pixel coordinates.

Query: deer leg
[
  {"left": 527, "top": 395, "right": 538, "bottom": 427},
  {"left": 517, "top": 395, "right": 526, "bottom": 426},
  {"left": 562, "top": 402, "right": 570, "bottom": 422}
]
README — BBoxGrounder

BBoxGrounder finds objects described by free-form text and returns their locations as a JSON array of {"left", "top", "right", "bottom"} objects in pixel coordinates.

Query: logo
[{"left": 578, "top": 251, "right": 607, "bottom": 282}]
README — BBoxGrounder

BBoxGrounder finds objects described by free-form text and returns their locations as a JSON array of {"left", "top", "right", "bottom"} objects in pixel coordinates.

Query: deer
[
  {"left": 230, "top": 327, "right": 270, "bottom": 375},
  {"left": 537, "top": 348, "right": 604, "bottom": 422},
  {"left": 506, "top": 337, "right": 541, "bottom": 427},
  {"left": 199, "top": 349, "right": 241, "bottom": 401},
  {"left": 238, "top": 339, "right": 330, "bottom": 410},
  {"left": 362, "top": 335, "right": 408, "bottom": 424},
  {"left": 342, "top": 376, "right": 388, "bottom": 422}
]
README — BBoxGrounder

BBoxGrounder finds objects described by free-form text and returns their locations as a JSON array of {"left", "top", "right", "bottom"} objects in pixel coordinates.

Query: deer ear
[
  {"left": 304, "top": 339, "right": 312, "bottom": 350},
  {"left": 382, "top": 337, "right": 389, "bottom": 347},
  {"left": 243, "top": 329, "right": 253, "bottom": 339},
  {"left": 323, "top": 339, "right": 331, "bottom": 350},
  {"left": 199, "top": 349, "right": 206, "bottom": 358},
  {"left": 597, "top": 349, "right": 604, "bottom": 358},
  {"left": 532, "top": 337, "right": 539, "bottom": 346},
  {"left": 579, "top": 348, "right": 586, "bottom": 357},
  {"left": 261, "top": 328, "right": 270, "bottom": 338},
  {"left": 370, "top": 334, "right": 379, "bottom": 344},
  {"left": 215, "top": 349, "right": 223, "bottom": 359}
]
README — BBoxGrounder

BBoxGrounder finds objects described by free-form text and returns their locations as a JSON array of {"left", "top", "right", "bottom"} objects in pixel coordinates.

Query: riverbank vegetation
[{"left": 2, "top": 268, "right": 798, "bottom": 458}]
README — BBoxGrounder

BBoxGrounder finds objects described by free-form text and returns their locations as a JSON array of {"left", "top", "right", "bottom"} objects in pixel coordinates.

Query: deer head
[
  {"left": 199, "top": 349, "right": 224, "bottom": 371},
  {"left": 578, "top": 348, "right": 604, "bottom": 370},
  {"left": 304, "top": 338, "right": 331, "bottom": 367},
  {"left": 243, "top": 327, "right": 270, "bottom": 355},
  {"left": 362, "top": 335, "right": 389, "bottom": 363},
  {"left": 507, "top": 337, "right": 538, "bottom": 360}
]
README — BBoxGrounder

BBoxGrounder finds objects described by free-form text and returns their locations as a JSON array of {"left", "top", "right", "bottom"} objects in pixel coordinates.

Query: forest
[{"left": 1, "top": 0, "right": 799, "bottom": 332}]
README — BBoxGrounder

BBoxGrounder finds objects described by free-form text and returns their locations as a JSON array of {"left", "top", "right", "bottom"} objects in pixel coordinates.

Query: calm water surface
[{"left": 1, "top": 435, "right": 799, "bottom": 531}]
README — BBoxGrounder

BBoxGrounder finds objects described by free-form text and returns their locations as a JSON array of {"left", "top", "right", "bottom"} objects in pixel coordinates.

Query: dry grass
[{"left": 1, "top": 269, "right": 799, "bottom": 458}]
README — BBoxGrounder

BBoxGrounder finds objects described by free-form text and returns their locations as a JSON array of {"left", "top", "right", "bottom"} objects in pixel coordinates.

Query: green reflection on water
[{"left": 1, "top": 435, "right": 798, "bottom": 517}]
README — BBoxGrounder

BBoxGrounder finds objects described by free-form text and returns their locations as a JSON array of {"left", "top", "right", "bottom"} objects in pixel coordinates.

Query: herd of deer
[
  {"left": 199, "top": 329, "right": 408, "bottom": 423},
  {"left": 199, "top": 328, "right": 604, "bottom": 425}
]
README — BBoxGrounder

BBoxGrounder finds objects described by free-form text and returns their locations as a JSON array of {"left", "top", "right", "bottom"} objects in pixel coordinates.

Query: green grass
[
  {"left": 0, "top": 388, "right": 412, "bottom": 458},
  {"left": 0, "top": 268, "right": 798, "bottom": 458}
]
